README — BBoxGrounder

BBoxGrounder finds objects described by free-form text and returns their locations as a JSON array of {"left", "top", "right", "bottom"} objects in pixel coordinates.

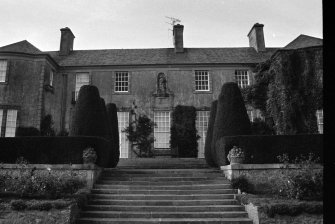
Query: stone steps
[{"left": 76, "top": 159, "right": 252, "bottom": 223}]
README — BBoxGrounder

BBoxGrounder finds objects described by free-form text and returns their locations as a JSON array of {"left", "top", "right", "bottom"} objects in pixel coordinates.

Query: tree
[
  {"left": 123, "top": 114, "right": 155, "bottom": 157},
  {"left": 212, "top": 82, "right": 251, "bottom": 166}
]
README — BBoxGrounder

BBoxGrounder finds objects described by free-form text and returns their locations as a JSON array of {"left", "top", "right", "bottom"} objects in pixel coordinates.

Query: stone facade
[{"left": 0, "top": 23, "right": 323, "bottom": 158}]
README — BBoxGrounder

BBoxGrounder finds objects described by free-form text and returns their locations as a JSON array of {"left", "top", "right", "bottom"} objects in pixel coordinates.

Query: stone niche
[{"left": 151, "top": 72, "right": 174, "bottom": 110}]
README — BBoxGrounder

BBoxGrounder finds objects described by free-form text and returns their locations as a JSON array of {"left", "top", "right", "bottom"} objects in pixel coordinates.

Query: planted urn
[
  {"left": 82, "top": 147, "right": 97, "bottom": 164},
  {"left": 227, "top": 146, "right": 245, "bottom": 164}
]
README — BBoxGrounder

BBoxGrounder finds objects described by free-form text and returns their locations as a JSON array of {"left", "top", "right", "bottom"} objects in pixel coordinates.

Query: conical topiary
[
  {"left": 70, "top": 85, "right": 107, "bottom": 137},
  {"left": 204, "top": 100, "right": 218, "bottom": 167},
  {"left": 106, "top": 103, "right": 120, "bottom": 167},
  {"left": 211, "top": 82, "right": 251, "bottom": 167}
]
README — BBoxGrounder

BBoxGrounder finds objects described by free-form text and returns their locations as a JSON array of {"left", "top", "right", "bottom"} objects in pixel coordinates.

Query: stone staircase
[{"left": 76, "top": 159, "right": 252, "bottom": 223}]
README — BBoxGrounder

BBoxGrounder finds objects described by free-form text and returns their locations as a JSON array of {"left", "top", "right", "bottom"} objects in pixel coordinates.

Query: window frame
[
  {"left": 49, "top": 70, "right": 54, "bottom": 87},
  {"left": 195, "top": 70, "right": 210, "bottom": 92},
  {"left": 114, "top": 71, "right": 129, "bottom": 93},
  {"left": 0, "top": 60, "right": 8, "bottom": 83},
  {"left": 196, "top": 110, "right": 210, "bottom": 158},
  {"left": 235, "top": 70, "right": 250, "bottom": 88},
  {"left": 154, "top": 111, "right": 171, "bottom": 149},
  {"left": 316, "top": 109, "right": 323, "bottom": 134},
  {"left": 0, "top": 108, "right": 18, "bottom": 137}
]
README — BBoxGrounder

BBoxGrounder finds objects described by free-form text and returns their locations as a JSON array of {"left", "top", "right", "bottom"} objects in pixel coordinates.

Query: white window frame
[
  {"left": 2, "top": 109, "right": 18, "bottom": 137},
  {"left": 0, "top": 60, "right": 8, "bottom": 83},
  {"left": 247, "top": 109, "right": 263, "bottom": 122},
  {"left": 115, "top": 71, "right": 129, "bottom": 92},
  {"left": 75, "top": 73, "right": 90, "bottom": 100},
  {"left": 316, "top": 109, "right": 323, "bottom": 134},
  {"left": 154, "top": 111, "right": 171, "bottom": 149},
  {"left": 235, "top": 70, "right": 250, "bottom": 88},
  {"left": 49, "top": 70, "right": 54, "bottom": 86},
  {"left": 118, "top": 112, "right": 129, "bottom": 158},
  {"left": 195, "top": 70, "right": 210, "bottom": 91},
  {"left": 196, "top": 111, "right": 209, "bottom": 158}
]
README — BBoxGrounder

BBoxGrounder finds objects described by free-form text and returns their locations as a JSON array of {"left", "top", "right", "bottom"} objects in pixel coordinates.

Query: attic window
[
  {"left": 115, "top": 72, "right": 129, "bottom": 92},
  {"left": 195, "top": 70, "right": 210, "bottom": 91},
  {"left": 0, "top": 60, "right": 8, "bottom": 83}
]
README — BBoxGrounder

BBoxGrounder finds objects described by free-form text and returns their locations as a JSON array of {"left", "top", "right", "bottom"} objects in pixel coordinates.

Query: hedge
[
  {"left": 216, "top": 134, "right": 323, "bottom": 164},
  {"left": 204, "top": 100, "right": 218, "bottom": 167},
  {"left": 212, "top": 82, "right": 251, "bottom": 166},
  {"left": 170, "top": 105, "right": 198, "bottom": 157},
  {"left": 106, "top": 103, "right": 120, "bottom": 167},
  {"left": 0, "top": 136, "right": 112, "bottom": 167}
]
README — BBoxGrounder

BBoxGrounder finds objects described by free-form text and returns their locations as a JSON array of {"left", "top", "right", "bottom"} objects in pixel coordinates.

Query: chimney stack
[
  {"left": 247, "top": 23, "right": 265, "bottom": 52},
  {"left": 173, "top": 24, "right": 184, "bottom": 53},
  {"left": 59, "top": 27, "right": 75, "bottom": 56}
]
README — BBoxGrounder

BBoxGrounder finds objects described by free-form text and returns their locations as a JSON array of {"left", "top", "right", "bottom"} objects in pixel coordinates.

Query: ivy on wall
[{"left": 241, "top": 47, "right": 323, "bottom": 134}]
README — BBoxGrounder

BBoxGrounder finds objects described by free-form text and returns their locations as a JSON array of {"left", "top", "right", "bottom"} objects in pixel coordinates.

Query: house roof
[
  {"left": 0, "top": 40, "right": 279, "bottom": 66},
  {"left": 284, "top": 34, "right": 323, "bottom": 50},
  {"left": 0, "top": 40, "right": 42, "bottom": 54},
  {"left": 45, "top": 47, "right": 278, "bottom": 67}
]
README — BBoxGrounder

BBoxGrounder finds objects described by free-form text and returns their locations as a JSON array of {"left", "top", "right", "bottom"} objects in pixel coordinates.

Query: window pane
[
  {"left": 196, "top": 111, "right": 209, "bottom": 158},
  {"left": 195, "top": 71, "right": 209, "bottom": 91},
  {"left": 235, "top": 70, "right": 249, "bottom": 88},
  {"left": 75, "top": 73, "right": 90, "bottom": 100},
  {"left": 118, "top": 112, "right": 129, "bottom": 158},
  {"left": 50, "top": 71, "right": 54, "bottom": 86},
  {"left": 115, "top": 72, "right": 129, "bottom": 92},
  {"left": 316, "top": 109, "right": 323, "bottom": 134},
  {"left": 0, "top": 60, "right": 7, "bottom": 82},
  {"left": 154, "top": 112, "right": 170, "bottom": 149},
  {"left": 5, "top": 110, "right": 17, "bottom": 137}
]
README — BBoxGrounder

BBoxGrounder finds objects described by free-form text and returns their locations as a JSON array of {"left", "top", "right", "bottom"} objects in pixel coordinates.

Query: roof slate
[
  {"left": 284, "top": 34, "right": 323, "bottom": 50},
  {"left": 45, "top": 47, "right": 279, "bottom": 67},
  {"left": 0, "top": 40, "right": 42, "bottom": 54}
]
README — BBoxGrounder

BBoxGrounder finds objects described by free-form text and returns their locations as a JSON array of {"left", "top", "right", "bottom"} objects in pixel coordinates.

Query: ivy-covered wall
[{"left": 242, "top": 47, "right": 323, "bottom": 134}]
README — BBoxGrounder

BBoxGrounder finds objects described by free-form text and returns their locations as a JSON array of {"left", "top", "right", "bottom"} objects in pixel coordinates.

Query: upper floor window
[
  {"left": 235, "top": 70, "right": 249, "bottom": 88},
  {"left": 316, "top": 109, "right": 323, "bottom": 134},
  {"left": 75, "top": 73, "right": 90, "bottom": 100},
  {"left": 115, "top": 72, "right": 129, "bottom": 92},
  {"left": 0, "top": 60, "right": 8, "bottom": 83},
  {"left": 247, "top": 109, "right": 263, "bottom": 122},
  {"left": 0, "top": 109, "right": 18, "bottom": 137},
  {"left": 195, "top": 70, "right": 209, "bottom": 91},
  {"left": 49, "top": 70, "right": 54, "bottom": 86}
]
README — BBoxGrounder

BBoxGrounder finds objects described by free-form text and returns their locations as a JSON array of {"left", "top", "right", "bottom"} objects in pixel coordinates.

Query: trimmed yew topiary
[
  {"left": 204, "top": 100, "right": 218, "bottom": 167},
  {"left": 106, "top": 103, "right": 120, "bottom": 167},
  {"left": 170, "top": 105, "right": 199, "bottom": 157},
  {"left": 212, "top": 82, "right": 251, "bottom": 167},
  {"left": 70, "top": 85, "right": 107, "bottom": 137}
]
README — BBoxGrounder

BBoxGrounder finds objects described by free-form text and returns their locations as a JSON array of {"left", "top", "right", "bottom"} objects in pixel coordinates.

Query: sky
[{"left": 0, "top": 0, "right": 322, "bottom": 51}]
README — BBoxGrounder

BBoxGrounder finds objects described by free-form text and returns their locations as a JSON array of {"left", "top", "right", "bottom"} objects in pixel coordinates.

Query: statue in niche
[{"left": 157, "top": 73, "right": 168, "bottom": 97}]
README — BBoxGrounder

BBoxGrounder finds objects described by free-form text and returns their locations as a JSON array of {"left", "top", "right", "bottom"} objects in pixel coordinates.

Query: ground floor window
[
  {"left": 196, "top": 111, "right": 209, "bottom": 158},
  {"left": 154, "top": 111, "right": 170, "bottom": 149},
  {"left": 316, "top": 109, "right": 323, "bottom": 134},
  {"left": 0, "top": 109, "right": 18, "bottom": 137},
  {"left": 117, "top": 112, "right": 129, "bottom": 158}
]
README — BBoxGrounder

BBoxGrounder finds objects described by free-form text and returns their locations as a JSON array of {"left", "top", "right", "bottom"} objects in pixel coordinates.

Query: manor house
[{"left": 0, "top": 23, "right": 323, "bottom": 158}]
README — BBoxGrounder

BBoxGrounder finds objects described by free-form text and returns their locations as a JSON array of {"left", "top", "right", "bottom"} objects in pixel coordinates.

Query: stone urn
[
  {"left": 228, "top": 156, "right": 244, "bottom": 164},
  {"left": 227, "top": 146, "right": 245, "bottom": 164}
]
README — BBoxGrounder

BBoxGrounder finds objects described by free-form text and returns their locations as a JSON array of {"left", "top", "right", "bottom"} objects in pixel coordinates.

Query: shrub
[
  {"left": 216, "top": 134, "right": 323, "bottom": 164},
  {"left": 250, "top": 118, "right": 275, "bottom": 135},
  {"left": 106, "top": 103, "right": 120, "bottom": 167},
  {"left": 170, "top": 105, "right": 199, "bottom": 157},
  {"left": 0, "top": 136, "right": 112, "bottom": 167},
  {"left": 212, "top": 82, "right": 251, "bottom": 166},
  {"left": 70, "top": 85, "right": 108, "bottom": 138},
  {"left": 205, "top": 100, "right": 218, "bottom": 167},
  {"left": 16, "top": 127, "right": 40, "bottom": 136},
  {"left": 82, "top": 147, "right": 97, "bottom": 164},
  {"left": 123, "top": 114, "right": 155, "bottom": 157},
  {"left": 231, "top": 175, "right": 254, "bottom": 193},
  {"left": 277, "top": 153, "right": 323, "bottom": 200},
  {"left": 263, "top": 202, "right": 323, "bottom": 218},
  {"left": 40, "top": 114, "right": 56, "bottom": 136},
  {"left": 28, "top": 201, "right": 52, "bottom": 211},
  {"left": 11, "top": 200, "right": 27, "bottom": 210}
]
